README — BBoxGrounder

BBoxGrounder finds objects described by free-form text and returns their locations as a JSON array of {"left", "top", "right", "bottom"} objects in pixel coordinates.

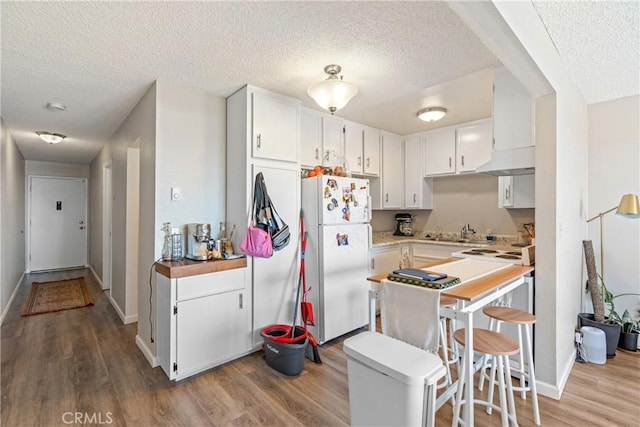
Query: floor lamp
[{"left": 586, "top": 193, "right": 640, "bottom": 279}]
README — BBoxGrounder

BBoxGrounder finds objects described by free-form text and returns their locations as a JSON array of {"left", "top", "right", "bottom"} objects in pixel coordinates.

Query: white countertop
[{"left": 371, "top": 232, "right": 520, "bottom": 250}]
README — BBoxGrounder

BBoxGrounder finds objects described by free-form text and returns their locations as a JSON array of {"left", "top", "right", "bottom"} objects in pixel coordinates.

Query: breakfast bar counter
[{"left": 366, "top": 258, "right": 534, "bottom": 426}]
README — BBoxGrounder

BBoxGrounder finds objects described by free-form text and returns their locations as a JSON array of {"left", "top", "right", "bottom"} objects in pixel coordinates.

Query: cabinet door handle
[
  {"left": 358, "top": 156, "right": 362, "bottom": 166},
  {"left": 506, "top": 186, "right": 511, "bottom": 201},
  {"left": 371, "top": 259, "right": 375, "bottom": 270},
  {"left": 315, "top": 148, "right": 319, "bottom": 160},
  {"left": 413, "top": 194, "right": 417, "bottom": 203},
  {"left": 461, "top": 155, "right": 465, "bottom": 167},
  {"left": 366, "top": 157, "right": 370, "bottom": 167},
  {"left": 239, "top": 293, "right": 243, "bottom": 309},
  {"left": 385, "top": 193, "right": 389, "bottom": 203},
  {"left": 449, "top": 157, "right": 452, "bottom": 168},
  {"left": 256, "top": 134, "right": 262, "bottom": 149}
]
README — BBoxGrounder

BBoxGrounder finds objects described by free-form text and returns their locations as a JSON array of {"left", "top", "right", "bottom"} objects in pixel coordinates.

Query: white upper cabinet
[
  {"left": 380, "top": 131, "right": 404, "bottom": 209},
  {"left": 252, "top": 90, "right": 300, "bottom": 162},
  {"left": 424, "top": 120, "right": 492, "bottom": 177},
  {"left": 300, "top": 108, "right": 323, "bottom": 167},
  {"left": 300, "top": 108, "right": 343, "bottom": 167},
  {"left": 456, "top": 120, "right": 493, "bottom": 173},
  {"left": 424, "top": 127, "right": 456, "bottom": 176},
  {"left": 499, "top": 175, "right": 535, "bottom": 208},
  {"left": 404, "top": 133, "right": 433, "bottom": 209},
  {"left": 493, "top": 66, "right": 534, "bottom": 151},
  {"left": 322, "top": 115, "right": 343, "bottom": 161},
  {"left": 344, "top": 120, "right": 380, "bottom": 176},
  {"left": 363, "top": 126, "right": 381, "bottom": 175}
]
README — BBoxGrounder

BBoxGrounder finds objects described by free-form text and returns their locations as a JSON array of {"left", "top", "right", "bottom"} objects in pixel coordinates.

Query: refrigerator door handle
[{"left": 367, "top": 224, "right": 372, "bottom": 249}]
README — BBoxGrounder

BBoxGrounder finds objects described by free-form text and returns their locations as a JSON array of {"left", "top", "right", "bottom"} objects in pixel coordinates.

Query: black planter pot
[
  {"left": 578, "top": 313, "right": 621, "bottom": 357},
  {"left": 618, "top": 331, "right": 639, "bottom": 352}
]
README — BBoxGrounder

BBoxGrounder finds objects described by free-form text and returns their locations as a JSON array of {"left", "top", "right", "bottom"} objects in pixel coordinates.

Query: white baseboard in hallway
[{"left": 1, "top": 272, "right": 25, "bottom": 325}]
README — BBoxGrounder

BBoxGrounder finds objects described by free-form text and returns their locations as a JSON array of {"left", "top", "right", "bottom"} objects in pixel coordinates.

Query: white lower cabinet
[
  {"left": 157, "top": 267, "right": 250, "bottom": 381},
  {"left": 369, "top": 245, "right": 402, "bottom": 313}
]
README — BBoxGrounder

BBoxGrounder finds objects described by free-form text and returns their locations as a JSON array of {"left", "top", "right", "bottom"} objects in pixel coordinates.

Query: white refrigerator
[{"left": 301, "top": 175, "right": 372, "bottom": 344}]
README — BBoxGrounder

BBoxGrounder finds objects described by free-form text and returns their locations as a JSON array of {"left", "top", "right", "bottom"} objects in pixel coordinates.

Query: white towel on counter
[{"left": 381, "top": 279, "right": 440, "bottom": 354}]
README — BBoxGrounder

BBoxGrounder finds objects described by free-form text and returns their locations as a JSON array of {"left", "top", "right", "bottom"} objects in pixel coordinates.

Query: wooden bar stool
[
  {"left": 481, "top": 306, "right": 540, "bottom": 425},
  {"left": 437, "top": 296, "right": 459, "bottom": 401},
  {"left": 452, "top": 328, "right": 518, "bottom": 427}
]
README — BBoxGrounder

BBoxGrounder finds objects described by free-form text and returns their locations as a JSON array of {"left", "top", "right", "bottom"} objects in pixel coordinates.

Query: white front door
[{"left": 29, "top": 177, "right": 87, "bottom": 271}]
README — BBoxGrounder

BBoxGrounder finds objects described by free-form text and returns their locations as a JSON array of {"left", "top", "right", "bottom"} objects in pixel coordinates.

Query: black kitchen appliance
[{"left": 393, "top": 213, "right": 414, "bottom": 236}]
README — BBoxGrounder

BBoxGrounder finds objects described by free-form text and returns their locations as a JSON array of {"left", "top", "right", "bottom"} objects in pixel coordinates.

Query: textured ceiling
[
  {"left": 1, "top": 1, "right": 638, "bottom": 165},
  {"left": 533, "top": 1, "right": 640, "bottom": 104}
]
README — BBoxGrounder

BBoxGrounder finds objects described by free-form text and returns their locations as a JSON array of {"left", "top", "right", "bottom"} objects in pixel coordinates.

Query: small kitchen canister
[{"left": 170, "top": 227, "right": 184, "bottom": 261}]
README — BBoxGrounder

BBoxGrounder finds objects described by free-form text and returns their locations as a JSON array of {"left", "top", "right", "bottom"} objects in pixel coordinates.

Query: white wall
[
  {"left": 587, "top": 95, "right": 640, "bottom": 319},
  {"left": 25, "top": 160, "right": 89, "bottom": 178},
  {"left": 154, "top": 80, "right": 227, "bottom": 255},
  {"left": 89, "top": 80, "right": 227, "bottom": 362},
  {"left": 1, "top": 118, "right": 26, "bottom": 322},
  {"left": 371, "top": 174, "right": 535, "bottom": 236},
  {"left": 90, "top": 83, "right": 157, "bottom": 332}
]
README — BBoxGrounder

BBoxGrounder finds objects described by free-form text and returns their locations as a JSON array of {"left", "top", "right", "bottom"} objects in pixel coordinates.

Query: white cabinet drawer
[{"left": 177, "top": 268, "right": 246, "bottom": 301}]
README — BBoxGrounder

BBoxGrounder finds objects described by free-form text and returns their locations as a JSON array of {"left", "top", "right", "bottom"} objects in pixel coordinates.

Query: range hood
[{"left": 476, "top": 146, "right": 535, "bottom": 176}]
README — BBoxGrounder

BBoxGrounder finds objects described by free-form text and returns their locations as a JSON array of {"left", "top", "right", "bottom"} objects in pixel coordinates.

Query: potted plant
[
  {"left": 581, "top": 240, "right": 623, "bottom": 357},
  {"left": 609, "top": 308, "right": 639, "bottom": 352},
  {"left": 579, "top": 273, "right": 621, "bottom": 357}
]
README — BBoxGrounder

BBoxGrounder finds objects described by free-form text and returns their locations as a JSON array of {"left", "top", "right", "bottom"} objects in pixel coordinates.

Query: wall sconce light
[
  {"left": 307, "top": 64, "right": 358, "bottom": 114},
  {"left": 417, "top": 107, "right": 447, "bottom": 122},
  {"left": 36, "top": 131, "right": 66, "bottom": 144}
]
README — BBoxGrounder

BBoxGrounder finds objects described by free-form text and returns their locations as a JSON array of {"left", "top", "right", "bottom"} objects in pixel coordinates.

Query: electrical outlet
[{"left": 171, "top": 187, "right": 181, "bottom": 201}]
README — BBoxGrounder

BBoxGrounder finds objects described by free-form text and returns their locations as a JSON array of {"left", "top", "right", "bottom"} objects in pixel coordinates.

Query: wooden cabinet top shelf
[{"left": 155, "top": 257, "right": 247, "bottom": 279}]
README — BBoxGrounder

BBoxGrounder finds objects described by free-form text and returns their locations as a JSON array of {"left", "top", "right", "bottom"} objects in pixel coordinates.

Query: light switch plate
[{"left": 171, "top": 187, "right": 181, "bottom": 201}]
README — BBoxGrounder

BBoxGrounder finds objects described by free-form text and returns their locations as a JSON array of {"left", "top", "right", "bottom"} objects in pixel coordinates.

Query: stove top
[{"left": 452, "top": 245, "right": 535, "bottom": 266}]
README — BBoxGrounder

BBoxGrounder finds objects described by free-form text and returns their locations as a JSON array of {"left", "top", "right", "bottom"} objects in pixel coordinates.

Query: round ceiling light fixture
[
  {"left": 307, "top": 64, "right": 358, "bottom": 115},
  {"left": 36, "top": 131, "right": 67, "bottom": 144},
  {"left": 417, "top": 107, "right": 447, "bottom": 122},
  {"left": 46, "top": 102, "right": 66, "bottom": 112}
]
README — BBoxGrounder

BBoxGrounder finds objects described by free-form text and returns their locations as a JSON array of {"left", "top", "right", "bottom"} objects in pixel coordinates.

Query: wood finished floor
[{"left": 2, "top": 268, "right": 639, "bottom": 426}]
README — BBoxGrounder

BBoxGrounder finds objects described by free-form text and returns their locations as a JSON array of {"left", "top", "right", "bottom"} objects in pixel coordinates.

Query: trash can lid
[{"left": 343, "top": 331, "right": 445, "bottom": 386}]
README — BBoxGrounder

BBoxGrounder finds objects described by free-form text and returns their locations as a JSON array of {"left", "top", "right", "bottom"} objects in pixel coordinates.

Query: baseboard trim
[
  {"left": 136, "top": 334, "right": 158, "bottom": 367},
  {"left": 1, "top": 272, "right": 25, "bottom": 325},
  {"left": 535, "top": 349, "right": 575, "bottom": 400},
  {"left": 88, "top": 265, "right": 103, "bottom": 289}
]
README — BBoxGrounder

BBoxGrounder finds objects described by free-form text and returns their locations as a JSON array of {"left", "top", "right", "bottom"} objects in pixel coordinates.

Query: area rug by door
[{"left": 21, "top": 277, "right": 94, "bottom": 316}]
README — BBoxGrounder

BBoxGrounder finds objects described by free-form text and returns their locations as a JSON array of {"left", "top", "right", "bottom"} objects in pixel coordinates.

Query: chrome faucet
[{"left": 461, "top": 224, "right": 476, "bottom": 239}]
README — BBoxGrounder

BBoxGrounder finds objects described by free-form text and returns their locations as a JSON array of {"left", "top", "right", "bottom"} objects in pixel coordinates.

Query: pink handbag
[{"left": 239, "top": 224, "right": 273, "bottom": 258}]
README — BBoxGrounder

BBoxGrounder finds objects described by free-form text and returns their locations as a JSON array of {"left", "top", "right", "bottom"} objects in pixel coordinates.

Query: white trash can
[
  {"left": 581, "top": 326, "right": 606, "bottom": 364},
  {"left": 343, "top": 331, "right": 446, "bottom": 427}
]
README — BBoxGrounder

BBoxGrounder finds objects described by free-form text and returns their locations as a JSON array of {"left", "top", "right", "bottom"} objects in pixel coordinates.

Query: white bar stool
[
  {"left": 452, "top": 328, "right": 519, "bottom": 427},
  {"left": 438, "top": 295, "right": 459, "bottom": 401},
  {"left": 480, "top": 306, "right": 540, "bottom": 425}
]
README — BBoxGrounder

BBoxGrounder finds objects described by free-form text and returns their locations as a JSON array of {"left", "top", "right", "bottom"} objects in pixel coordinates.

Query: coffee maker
[
  {"left": 393, "top": 213, "right": 414, "bottom": 236},
  {"left": 186, "top": 223, "right": 211, "bottom": 260}
]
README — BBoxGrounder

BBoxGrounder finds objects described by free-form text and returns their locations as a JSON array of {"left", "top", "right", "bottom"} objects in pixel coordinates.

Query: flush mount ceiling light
[
  {"left": 36, "top": 131, "right": 66, "bottom": 144},
  {"left": 307, "top": 64, "right": 358, "bottom": 114},
  {"left": 46, "top": 102, "right": 66, "bottom": 112},
  {"left": 417, "top": 107, "right": 447, "bottom": 122}
]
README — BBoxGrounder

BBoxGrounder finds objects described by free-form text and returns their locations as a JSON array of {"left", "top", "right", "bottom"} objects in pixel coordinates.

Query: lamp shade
[
  {"left": 307, "top": 65, "right": 358, "bottom": 114},
  {"left": 616, "top": 193, "right": 640, "bottom": 218},
  {"left": 417, "top": 107, "right": 447, "bottom": 122}
]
